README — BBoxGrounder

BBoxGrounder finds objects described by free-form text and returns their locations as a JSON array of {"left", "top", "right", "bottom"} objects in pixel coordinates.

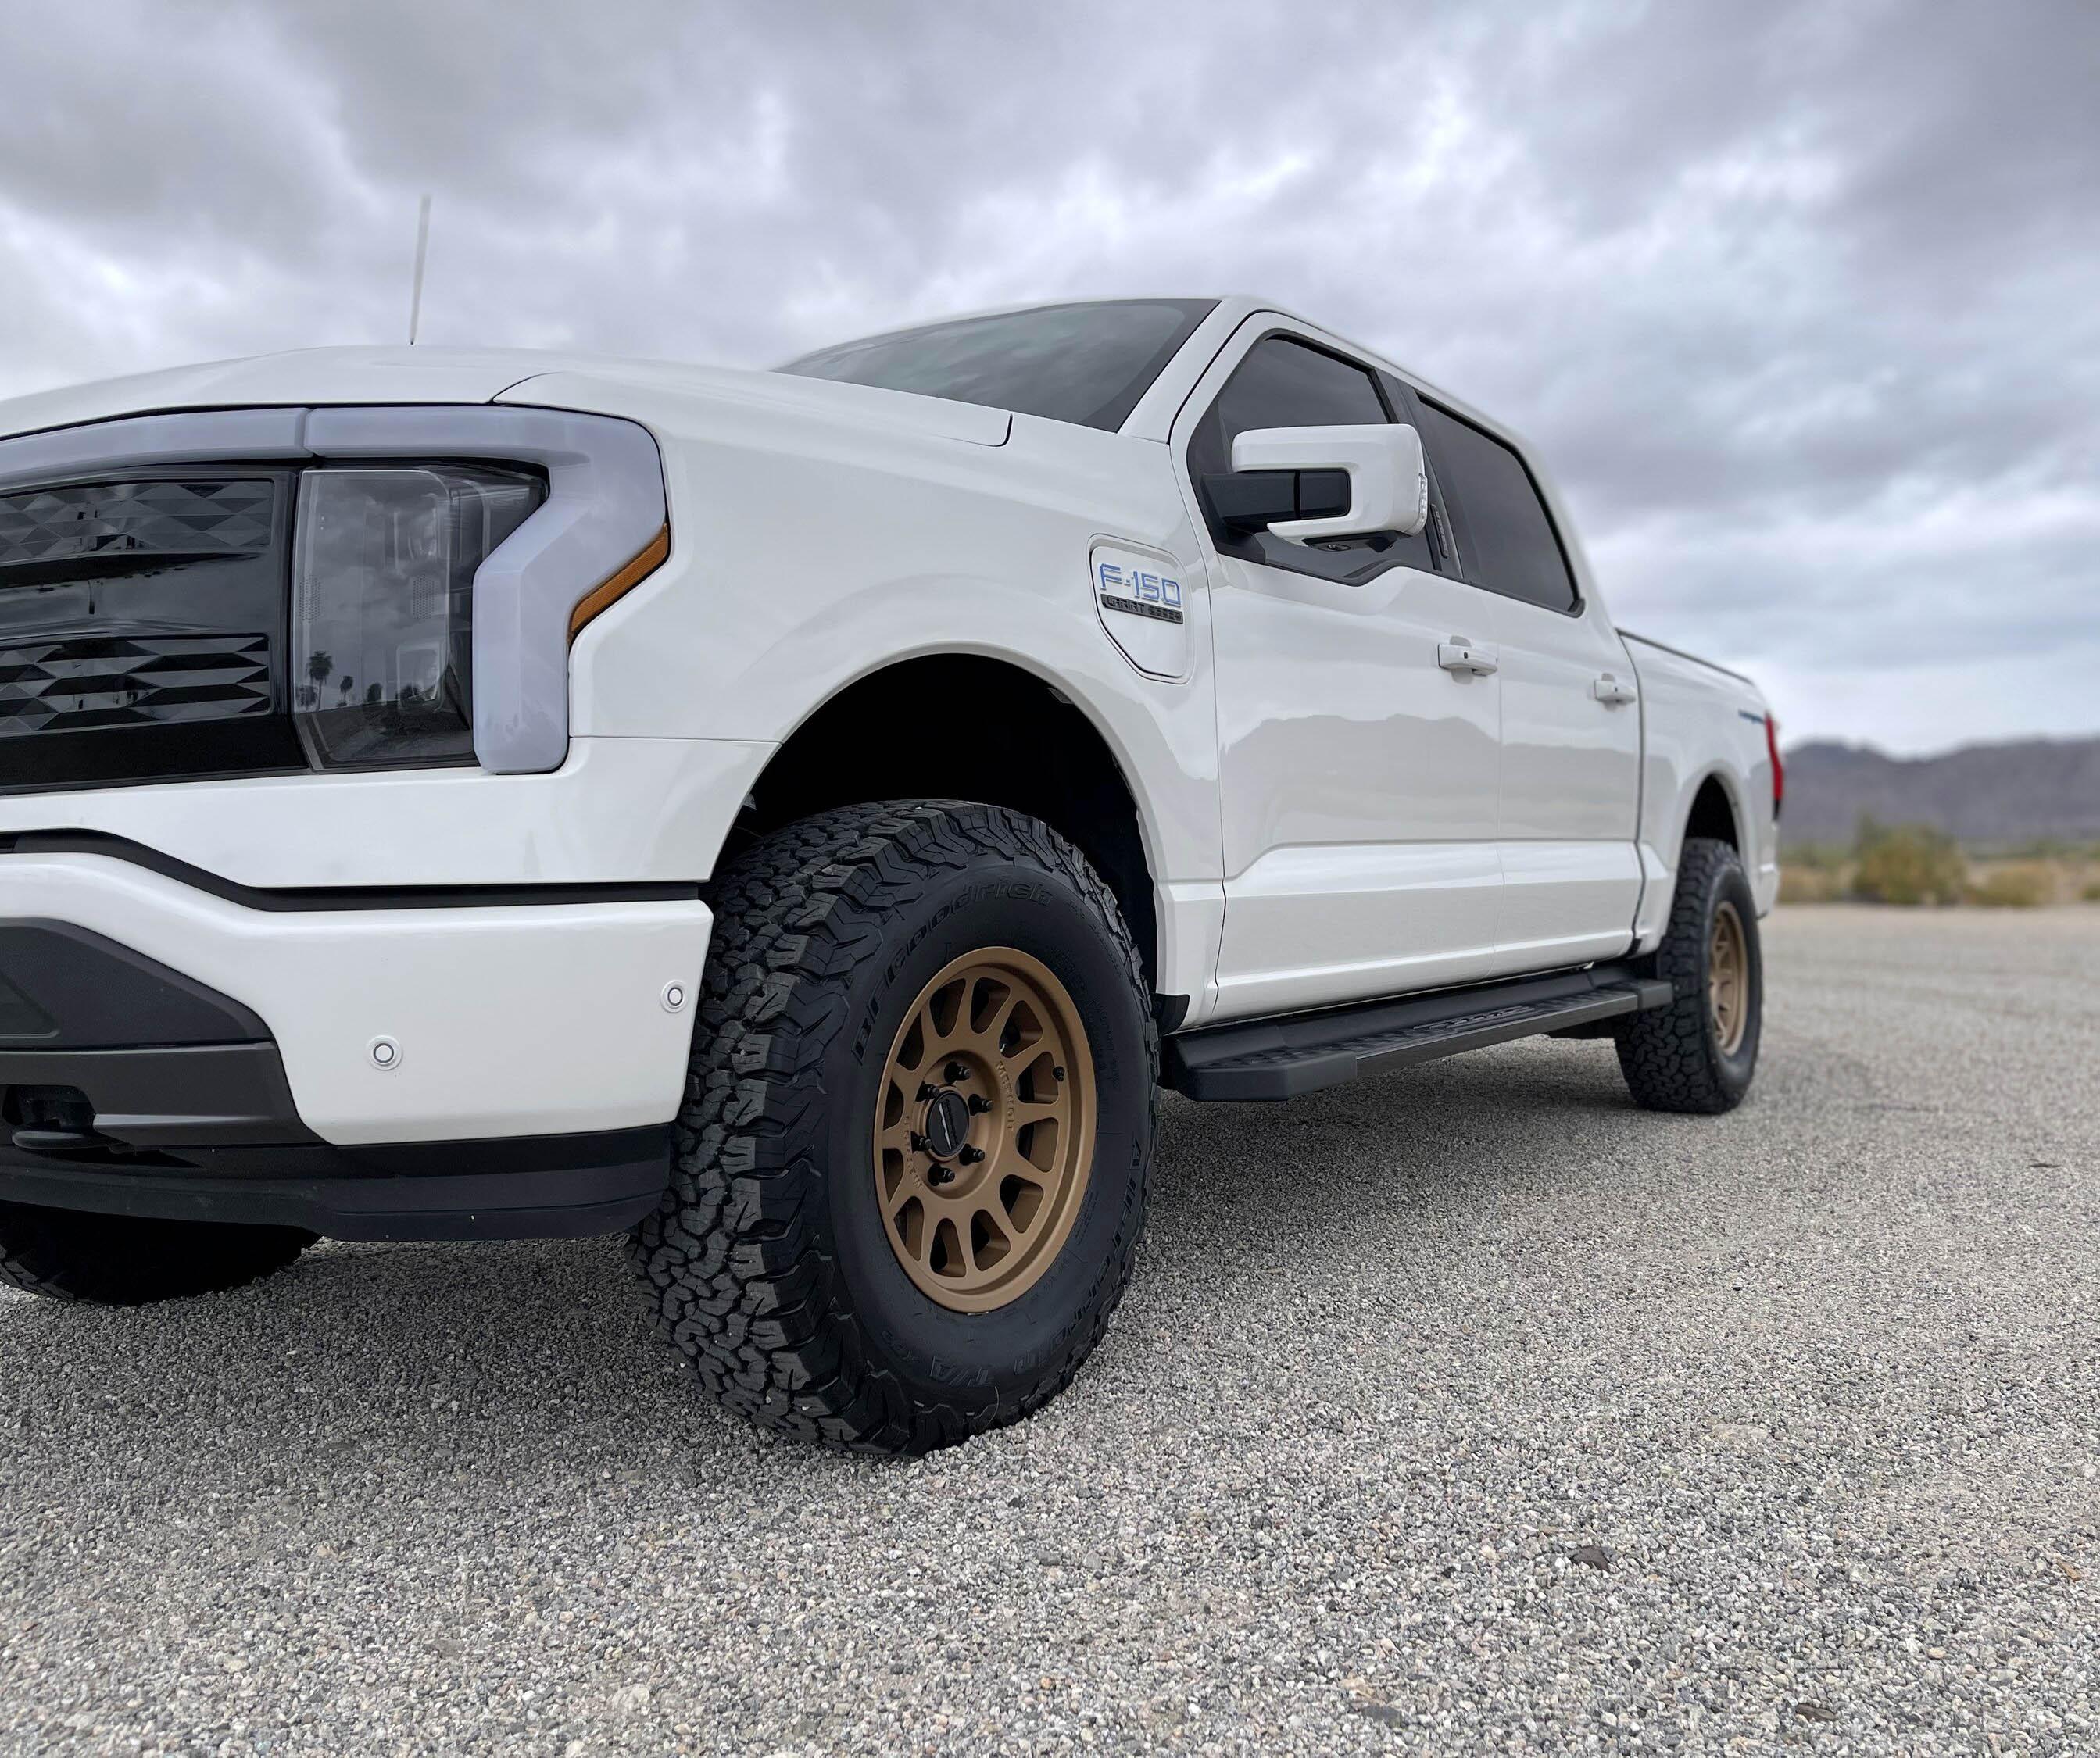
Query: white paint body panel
[
  {"left": 0, "top": 855, "right": 710, "bottom": 1144},
  {"left": 1485, "top": 591, "right": 1644, "bottom": 973},
  {"left": 0, "top": 301, "right": 1774, "bottom": 1149},
  {"left": 1622, "top": 635, "right": 1782, "bottom": 943},
  {"left": 522, "top": 376, "right": 1229, "bottom": 1018},
  {"left": 1205, "top": 556, "right": 1507, "bottom": 1016},
  {"left": 0, "top": 735, "right": 767, "bottom": 888}
]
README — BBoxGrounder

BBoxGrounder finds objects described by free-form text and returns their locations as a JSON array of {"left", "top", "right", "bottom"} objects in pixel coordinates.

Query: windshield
[{"left": 776, "top": 298, "right": 1216, "bottom": 432}]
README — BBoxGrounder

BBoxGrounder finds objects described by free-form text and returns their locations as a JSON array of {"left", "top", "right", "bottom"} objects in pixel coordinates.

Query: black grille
[
  {"left": 0, "top": 480, "right": 274, "bottom": 574},
  {"left": 0, "top": 631, "right": 273, "bottom": 735},
  {"left": 0, "top": 469, "right": 300, "bottom": 792}
]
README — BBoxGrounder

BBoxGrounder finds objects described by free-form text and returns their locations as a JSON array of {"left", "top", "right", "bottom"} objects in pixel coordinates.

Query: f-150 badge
[
  {"left": 1089, "top": 542, "right": 1191, "bottom": 681},
  {"left": 1096, "top": 559, "right": 1184, "bottom": 625}
]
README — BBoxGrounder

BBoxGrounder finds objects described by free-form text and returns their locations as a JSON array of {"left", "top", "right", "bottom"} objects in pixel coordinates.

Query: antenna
[{"left": 407, "top": 194, "right": 432, "bottom": 345}]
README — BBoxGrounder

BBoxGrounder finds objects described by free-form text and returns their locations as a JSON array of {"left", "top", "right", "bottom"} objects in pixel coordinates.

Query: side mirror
[{"left": 1212, "top": 423, "right": 1428, "bottom": 545}]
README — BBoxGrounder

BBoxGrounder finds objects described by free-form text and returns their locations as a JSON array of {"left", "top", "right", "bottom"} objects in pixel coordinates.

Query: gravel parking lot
[{"left": 3, "top": 906, "right": 2096, "bottom": 1756}]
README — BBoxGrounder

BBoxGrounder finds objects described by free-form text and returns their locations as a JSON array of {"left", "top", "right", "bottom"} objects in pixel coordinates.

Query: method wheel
[
  {"left": 873, "top": 947, "right": 1097, "bottom": 1313},
  {"left": 0, "top": 1202, "right": 315, "bottom": 1306},
  {"left": 1616, "top": 835, "right": 1762, "bottom": 1114},
  {"left": 630, "top": 801, "right": 1157, "bottom": 1455}
]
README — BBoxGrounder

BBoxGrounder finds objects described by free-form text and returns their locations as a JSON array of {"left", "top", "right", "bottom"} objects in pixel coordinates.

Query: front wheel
[
  {"left": 629, "top": 801, "right": 1157, "bottom": 1455},
  {"left": 1616, "top": 836, "right": 1763, "bottom": 1114}
]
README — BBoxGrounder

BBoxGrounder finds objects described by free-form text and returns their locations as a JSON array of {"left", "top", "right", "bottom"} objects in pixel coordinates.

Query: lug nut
[
  {"left": 927, "top": 1164, "right": 956, "bottom": 1186},
  {"left": 944, "top": 1060, "right": 970, "bottom": 1084},
  {"left": 917, "top": 1082, "right": 938, "bottom": 1101},
  {"left": 967, "top": 1094, "right": 993, "bottom": 1114},
  {"left": 908, "top": 1132, "right": 931, "bottom": 1154},
  {"left": 957, "top": 1145, "right": 986, "bottom": 1166}
]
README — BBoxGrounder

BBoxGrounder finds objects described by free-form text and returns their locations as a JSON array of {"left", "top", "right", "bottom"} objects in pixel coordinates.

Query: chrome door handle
[
  {"left": 1437, "top": 639, "right": 1498, "bottom": 676},
  {"left": 1593, "top": 674, "right": 1638, "bottom": 706}
]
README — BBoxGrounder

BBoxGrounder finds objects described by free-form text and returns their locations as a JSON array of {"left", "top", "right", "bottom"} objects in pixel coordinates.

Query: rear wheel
[
  {"left": 629, "top": 801, "right": 1157, "bottom": 1455},
  {"left": 1616, "top": 836, "right": 1763, "bottom": 1114},
  {"left": 0, "top": 1202, "right": 315, "bottom": 1306}
]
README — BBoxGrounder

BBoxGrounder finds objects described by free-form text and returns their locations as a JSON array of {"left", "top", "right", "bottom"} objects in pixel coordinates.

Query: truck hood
[{"left": 0, "top": 345, "right": 1011, "bottom": 448}]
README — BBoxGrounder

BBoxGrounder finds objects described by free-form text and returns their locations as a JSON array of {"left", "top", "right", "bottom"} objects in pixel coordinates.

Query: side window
[
  {"left": 1212, "top": 336, "right": 1387, "bottom": 436},
  {"left": 1187, "top": 335, "right": 1439, "bottom": 583},
  {"left": 1413, "top": 402, "right": 1578, "bottom": 613}
]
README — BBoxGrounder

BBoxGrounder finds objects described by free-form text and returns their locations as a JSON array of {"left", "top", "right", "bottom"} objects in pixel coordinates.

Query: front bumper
[{"left": 0, "top": 850, "right": 712, "bottom": 1237}]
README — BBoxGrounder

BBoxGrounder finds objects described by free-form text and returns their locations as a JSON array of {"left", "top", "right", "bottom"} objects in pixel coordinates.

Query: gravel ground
[{"left": 2, "top": 905, "right": 2096, "bottom": 1756}]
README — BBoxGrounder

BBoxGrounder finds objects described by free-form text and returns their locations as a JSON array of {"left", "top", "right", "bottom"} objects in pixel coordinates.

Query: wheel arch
[
  {"left": 732, "top": 652, "right": 1164, "bottom": 992},
  {"left": 1677, "top": 765, "right": 1748, "bottom": 859}
]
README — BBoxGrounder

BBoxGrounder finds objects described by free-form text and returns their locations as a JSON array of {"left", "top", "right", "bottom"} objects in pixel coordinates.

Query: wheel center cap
[{"left": 922, "top": 1088, "right": 972, "bottom": 1160}]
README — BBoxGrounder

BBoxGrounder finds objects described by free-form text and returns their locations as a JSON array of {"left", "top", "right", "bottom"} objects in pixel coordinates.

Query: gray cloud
[{"left": 2, "top": 0, "right": 2095, "bottom": 750}]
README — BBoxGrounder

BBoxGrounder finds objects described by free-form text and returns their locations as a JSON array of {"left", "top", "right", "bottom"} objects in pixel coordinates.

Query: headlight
[{"left": 291, "top": 464, "right": 544, "bottom": 770}]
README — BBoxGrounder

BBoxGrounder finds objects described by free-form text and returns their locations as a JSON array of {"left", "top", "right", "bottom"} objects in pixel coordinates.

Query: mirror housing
[{"left": 1224, "top": 423, "right": 1428, "bottom": 544}]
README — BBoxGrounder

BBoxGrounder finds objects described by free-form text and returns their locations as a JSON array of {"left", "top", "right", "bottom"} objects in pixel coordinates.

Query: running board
[{"left": 1164, "top": 966, "right": 1673, "bottom": 1102}]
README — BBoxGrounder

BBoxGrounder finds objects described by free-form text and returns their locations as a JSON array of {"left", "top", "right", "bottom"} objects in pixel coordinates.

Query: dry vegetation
[{"left": 1780, "top": 818, "right": 2100, "bottom": 907}]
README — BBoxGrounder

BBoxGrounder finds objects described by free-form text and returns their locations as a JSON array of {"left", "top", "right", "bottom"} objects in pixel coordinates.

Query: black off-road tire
[
  {"left": 1616, "top": 836, "right": 1762, "bottom": 1114},
  {"left": 629, "top": 801, "right": 1157, "bottom": 1455},
  {"left": 0, "top": 1202, "right": 316, "bottom": 1306}
]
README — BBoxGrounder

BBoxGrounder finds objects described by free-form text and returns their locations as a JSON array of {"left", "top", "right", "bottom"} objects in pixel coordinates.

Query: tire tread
[{"left": 1615, "top": 836, "right": 1757, "bottom": 1115}]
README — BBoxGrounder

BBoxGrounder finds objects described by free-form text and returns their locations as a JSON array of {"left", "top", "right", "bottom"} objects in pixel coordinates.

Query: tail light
[{"left": 1766, "top": 713, "right": 1784, "bottom": 820}]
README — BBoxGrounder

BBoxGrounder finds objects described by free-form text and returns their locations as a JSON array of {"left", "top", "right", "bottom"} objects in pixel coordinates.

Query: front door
[{"left": 1180, "top": 323, "right": 1506, "bottom": 1021}]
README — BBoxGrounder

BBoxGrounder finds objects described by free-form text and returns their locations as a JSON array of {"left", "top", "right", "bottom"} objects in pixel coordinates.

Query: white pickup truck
[{"left": 0, "top": 297, "right": 1778, "bottom": 1452}]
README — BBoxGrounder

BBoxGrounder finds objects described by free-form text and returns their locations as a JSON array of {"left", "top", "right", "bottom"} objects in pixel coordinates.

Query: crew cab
[{"left": 0, "top": 298, "right": 1778, "bottom": 1452}]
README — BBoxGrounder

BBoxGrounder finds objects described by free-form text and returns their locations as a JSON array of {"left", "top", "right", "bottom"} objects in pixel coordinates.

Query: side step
[{"left": 1164, "top": 965, "right": 1673, "bottom": 1102}]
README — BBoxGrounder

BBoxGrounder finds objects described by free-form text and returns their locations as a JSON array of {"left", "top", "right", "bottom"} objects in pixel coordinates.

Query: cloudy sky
[{"left": 3, "top": 0, "right": 2095, "bottom": 752}]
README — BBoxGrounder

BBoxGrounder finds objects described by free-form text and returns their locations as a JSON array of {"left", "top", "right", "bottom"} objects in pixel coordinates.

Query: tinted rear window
[
  {"left": 777, "top": 299, "right": 1216, "bottom": 432},
  {"left": 1414, "top": 402, "right": 1578, "bottom": 612}
]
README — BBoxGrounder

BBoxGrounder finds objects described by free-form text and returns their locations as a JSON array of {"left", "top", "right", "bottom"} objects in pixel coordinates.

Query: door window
[
  {"left": 1211, "top": 335, "right": 1389, "bottom": 434},
  {"left": 1187, "top": 334, "right": 1442, "bottom": 584},
  {"left": 1413, "top": 402, "right": 1579, "bottom": 613}
]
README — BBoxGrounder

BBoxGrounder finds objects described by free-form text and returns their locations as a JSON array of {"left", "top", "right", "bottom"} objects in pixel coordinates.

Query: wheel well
[
  {"left": 1683, "top": 775, "right": 1740, "bottom": 852},
  {"left": 732, "top": 656, "right": 1161, "bottom": 988}
]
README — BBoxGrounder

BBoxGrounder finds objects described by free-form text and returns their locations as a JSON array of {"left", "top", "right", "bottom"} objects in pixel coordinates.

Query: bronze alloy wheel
[
  {"left": 873, "top": 947, "right": 1097, "bottom": 1313},
  {"left": 1708, "top": 899, "right": 1750, "bottom": 1056}
]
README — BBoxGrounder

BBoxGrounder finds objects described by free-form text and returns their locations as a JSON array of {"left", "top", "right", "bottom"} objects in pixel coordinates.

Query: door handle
[
  {"left": 1437, "top": 639, "right": 1498, "bottom": 677},
  {"left": 1593, "top": 674, "right": 1638, "bottom": 706}
]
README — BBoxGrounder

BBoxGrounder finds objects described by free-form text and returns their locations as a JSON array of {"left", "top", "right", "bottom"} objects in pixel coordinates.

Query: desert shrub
[
  {"left": 1780, "top": 840, "right": 1848, "bottom": 874},
  {"left": 1964, "top": 863, "right": 2055, "bottom": 908},
  {"left": 1780, "top": 864, "right": 1846, "bottom": 904},
  {"left": 1851, "top": 820, "right": 1966, "bottom": 906}
]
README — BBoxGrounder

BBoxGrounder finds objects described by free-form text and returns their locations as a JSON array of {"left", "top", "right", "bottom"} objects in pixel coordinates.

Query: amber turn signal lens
[{"left": 568, "top": 525, "right": 670, "bottom": 640}]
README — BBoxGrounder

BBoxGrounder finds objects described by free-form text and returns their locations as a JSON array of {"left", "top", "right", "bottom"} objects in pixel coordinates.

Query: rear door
[
  {"left": 1410, "top": 398, "right": 1642, "bottom": 973},
  {"left": 1180, "top": 323, "right": 1506, "bottom": 1020}
]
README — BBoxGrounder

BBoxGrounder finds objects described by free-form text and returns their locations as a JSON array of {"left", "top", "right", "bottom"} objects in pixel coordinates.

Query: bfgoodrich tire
[
  {"left": 1616, "top": 835, "right": 1762, "bottom": 1114},
  {"left": 0, "top": 1202, "right": 315, "bottom": 1306},
  {"left": 629, "top": 801, "right": 1157, "bottom": 1455}
]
